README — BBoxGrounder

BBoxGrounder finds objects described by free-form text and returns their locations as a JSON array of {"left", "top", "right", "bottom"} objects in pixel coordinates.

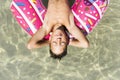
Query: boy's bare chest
[{"left": 47, "top": 5, "right": 70, "bottom": 23}]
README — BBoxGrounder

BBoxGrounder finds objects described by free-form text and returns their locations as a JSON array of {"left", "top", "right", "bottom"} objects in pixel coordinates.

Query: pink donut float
[
  {"left": 72, "top": 0, "right": 109, "bottom": 35},
  {"left": 10, "top": 0, "right": 109, "bottom": 38}
]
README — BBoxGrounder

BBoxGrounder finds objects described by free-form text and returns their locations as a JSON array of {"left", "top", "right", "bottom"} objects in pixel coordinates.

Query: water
[{"left": 0, "top": 0, "right": 120, "bottom": 80}]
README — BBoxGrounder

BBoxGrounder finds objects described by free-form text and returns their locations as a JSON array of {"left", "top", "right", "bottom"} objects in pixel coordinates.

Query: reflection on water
[{"left": 0, "top": 0, "right": 120, "bottom": 80}]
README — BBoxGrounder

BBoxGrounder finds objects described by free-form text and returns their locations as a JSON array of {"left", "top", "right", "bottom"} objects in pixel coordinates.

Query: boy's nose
[{"left": 57, "top": 38, "right": 61, "bottom": 45}]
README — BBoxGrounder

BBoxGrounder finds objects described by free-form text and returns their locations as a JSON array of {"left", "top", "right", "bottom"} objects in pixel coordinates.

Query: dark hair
[{"left": 49, "top": 47, "right": 67, "bottom": 60}]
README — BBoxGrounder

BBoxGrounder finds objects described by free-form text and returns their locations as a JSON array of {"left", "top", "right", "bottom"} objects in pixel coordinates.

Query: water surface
[{"left": 0, "top": 0, "right": 120, "bottom": 80}]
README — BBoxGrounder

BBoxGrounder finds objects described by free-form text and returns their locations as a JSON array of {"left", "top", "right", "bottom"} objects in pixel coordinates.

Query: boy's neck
[{"left": 48, "top": 0, "right": 68, "bottom": 3}]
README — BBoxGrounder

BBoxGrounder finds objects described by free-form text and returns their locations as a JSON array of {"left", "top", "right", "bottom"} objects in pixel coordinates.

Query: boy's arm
[
  {"left": 69, "top": 37, "right": 89, "bottom": 48},
  {"left": 27, "top": 26, "right": 48, "bottom": 49},
  {"left": 28, "top": 39, "right": 49, "bottom": 49},
  {"left": 66, "top": 14, "right": 89, "bottom": 48},
  {"left": 27, "top": 20, "right": 51, "bottom": 49}
]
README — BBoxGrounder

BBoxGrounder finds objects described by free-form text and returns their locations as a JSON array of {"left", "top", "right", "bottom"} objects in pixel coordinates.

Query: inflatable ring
[
  {"left": 10, "top": 0, "right": 109, "bottom": 38},
  {"left": 72, "top": 0, "right": 109, "bottom": 34}
]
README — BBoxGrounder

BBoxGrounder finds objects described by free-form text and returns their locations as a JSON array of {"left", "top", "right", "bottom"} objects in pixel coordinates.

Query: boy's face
[{"left": 50, "top": 29, "right": 69, "bottom": 55}]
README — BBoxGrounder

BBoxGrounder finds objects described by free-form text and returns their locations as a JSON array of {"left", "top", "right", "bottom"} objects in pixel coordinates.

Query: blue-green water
[{"left": 0, "top": 0, "right": 120, "bottom": 80}]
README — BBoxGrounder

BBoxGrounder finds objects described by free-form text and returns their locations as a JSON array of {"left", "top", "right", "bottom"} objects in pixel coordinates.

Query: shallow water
[{"left": 0, "top": 0, "right": 120, "bottom": 80}]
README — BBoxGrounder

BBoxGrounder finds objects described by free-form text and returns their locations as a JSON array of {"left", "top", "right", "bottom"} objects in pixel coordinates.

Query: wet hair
[{"left": 49, "top": 47, "right": 67, "bottom": 60}]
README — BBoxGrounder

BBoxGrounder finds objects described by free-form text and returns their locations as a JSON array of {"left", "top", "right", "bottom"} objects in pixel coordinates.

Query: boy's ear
[{"left": 49, "top": 36, "right": 51, "bottom": 43}]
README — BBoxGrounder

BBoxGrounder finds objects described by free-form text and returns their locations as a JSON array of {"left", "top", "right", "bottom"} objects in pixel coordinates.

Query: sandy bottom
[{"left": 0, "top": 0, "right": 120, "bottom": 80}]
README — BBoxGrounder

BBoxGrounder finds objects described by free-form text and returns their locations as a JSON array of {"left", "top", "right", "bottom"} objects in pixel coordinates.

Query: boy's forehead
[{"left": 52, "top": 47, "right": 63, "bottom": 54}]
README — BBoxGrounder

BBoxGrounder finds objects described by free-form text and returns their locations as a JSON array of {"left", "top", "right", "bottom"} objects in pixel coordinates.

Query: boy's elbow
[
  {"left": 27, "top": 43, "right": 32, "bottom": 49},
  {"left": 83, "top": 41, "right": 89, "bottom": 48},
  {"left": 84, "top": 42, "right": 90, "bottom": 48},
  {"left": 27, "top": 38, "right": 37, "bottom": 49},
  {"left": 27, "top": 42, "right": 35, "bottom": 49},
  {"left": 78, "top": 41, "right": 89, "bottom": 48}
]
